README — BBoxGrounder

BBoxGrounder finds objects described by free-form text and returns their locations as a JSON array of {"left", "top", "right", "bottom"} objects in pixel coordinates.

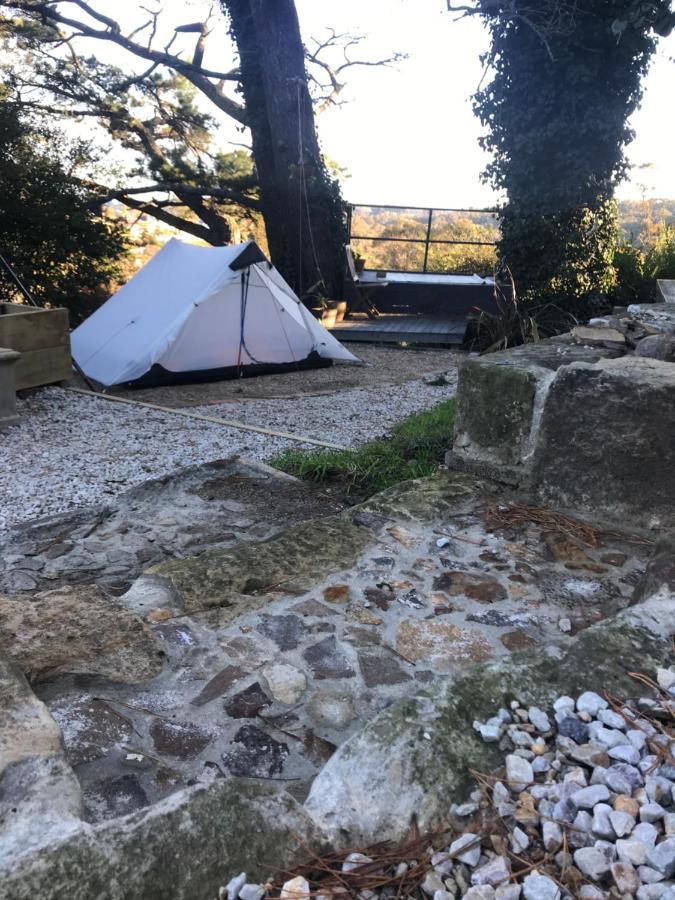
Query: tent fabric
[{"left": 71, "top": 239, "right": 358, "bottom": 387}]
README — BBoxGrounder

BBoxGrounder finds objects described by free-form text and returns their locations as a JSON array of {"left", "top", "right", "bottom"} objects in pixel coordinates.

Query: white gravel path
[{"left": 0, "top": 375, "right": 457, "bottom": 531}]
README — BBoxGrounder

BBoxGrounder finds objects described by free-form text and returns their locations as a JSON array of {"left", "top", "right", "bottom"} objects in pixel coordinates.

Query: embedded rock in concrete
[
  {"left": 532, "top": 357, "right": 675, "bottom": 529},
  {"left": 450, "top": 338, "right": 619, "bottom": 481},
  {"left": 433, "top": 570, "right": 507, "bottom": 604},
  {"left": 257, "top": 614, "right": 308, "bottom": 650},
  {"left": 357, "top": 652, "right": 411, "bottom": 688},
  {"left": 190, "top": 664, "right": 249, "bottom": 707},
  {"left": 49, "top": 697, "right": 133, "bottom": 767},
  {"left": 139, "top": 515, "right": 372, "bottom": 617},
  {"left": 0, "top": 584, "right": 164, "bottom": 684},
  {"left": 303, "top": 636, "right": 356, "bottom": 680},
  {"left": 225, "top": 682, "right": 271, "bottom": 719},
  {"left": 222, "top": 725, "right": 289, "bottom": 777},
  {"left": 0, "top": 779, "right": 323, "bottom": 900},
  {"left": 305, "top": 691, "right": 356, "bottom": 729},
  {"left": 149, "top": 719, "right": 212, "bottom": 759},
  {"left": 262, "top": 663, "right": 307, "bottom": 704},
  {"left": 304, "top": 593, "right": 673, "bottom": 846},
  {"left": 395, "top": 619, "right": 493, "bottom": 670}
]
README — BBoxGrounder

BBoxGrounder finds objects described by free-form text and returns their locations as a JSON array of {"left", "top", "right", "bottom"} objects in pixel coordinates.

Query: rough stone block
[
  {"left": 532, "top": 357, "right": 675, "bottom": 529},
  {"left": 0, "top": 778, "right": 324, "bottom": 900},
  {"left": 450, "top": 337, "right": 619, "bottom": 482},
  {"left": 0, "top": 652, "right": 82, "bottom": 865}
]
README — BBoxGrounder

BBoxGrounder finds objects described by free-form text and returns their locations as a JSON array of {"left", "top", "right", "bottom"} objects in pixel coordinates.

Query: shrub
[{"left": 610, "top": 222, "right": 675, "bottom": 305}]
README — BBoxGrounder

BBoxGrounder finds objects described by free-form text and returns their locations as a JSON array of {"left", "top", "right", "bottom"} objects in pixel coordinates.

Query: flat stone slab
[
  {"left": 142, "top": 514, "right": 372, "bottom": 616},
  {"left": 0, "top": 457, "right": 347, "bottom": 596}
]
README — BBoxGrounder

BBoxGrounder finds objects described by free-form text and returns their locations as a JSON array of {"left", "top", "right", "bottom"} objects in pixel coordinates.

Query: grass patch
[{"left": 271, "top": 398, "right": 455, "bottom": 499}]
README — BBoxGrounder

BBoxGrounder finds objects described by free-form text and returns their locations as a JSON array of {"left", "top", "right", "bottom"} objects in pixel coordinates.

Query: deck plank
[{"left": 330, "top": 314, "right": 467, "bottom": 345}]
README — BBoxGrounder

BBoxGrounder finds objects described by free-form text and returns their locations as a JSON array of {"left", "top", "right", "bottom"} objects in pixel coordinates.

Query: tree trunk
[{"left": 223, "top": 0, "right": 345, "bottom": 298}]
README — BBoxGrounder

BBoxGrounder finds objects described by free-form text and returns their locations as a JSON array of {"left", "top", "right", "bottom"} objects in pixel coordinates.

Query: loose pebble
[{"left": 222, "top": 687, "right": 675, "bottom": 900}]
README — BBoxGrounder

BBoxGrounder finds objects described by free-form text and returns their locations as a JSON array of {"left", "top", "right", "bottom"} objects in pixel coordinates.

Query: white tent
[{"left": 71, "top": 239, "right": 358, "bottom": 387}]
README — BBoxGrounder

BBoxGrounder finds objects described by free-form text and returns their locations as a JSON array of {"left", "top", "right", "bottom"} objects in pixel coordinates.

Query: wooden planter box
[{"left": 0, "top": 304, "right": 71, "bottom": 390}]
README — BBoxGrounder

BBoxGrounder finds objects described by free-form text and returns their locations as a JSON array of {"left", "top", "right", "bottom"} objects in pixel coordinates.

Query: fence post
[{"left": 422, "top": 208, "right": 433, "bottom": 272}]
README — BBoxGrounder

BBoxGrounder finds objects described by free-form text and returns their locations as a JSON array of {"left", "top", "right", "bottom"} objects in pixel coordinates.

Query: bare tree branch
[
  {"left": 111, "top": 195, "right": 216, "bottom": 243},
  {"left": 92, "top": 182, "right": 261, "bottom": 210},
  {"left": 305, "top": 27, "right": 407, "bottom": 112},
  {"left": 2, "top": 0, "right": 246, "bottom": 122}
]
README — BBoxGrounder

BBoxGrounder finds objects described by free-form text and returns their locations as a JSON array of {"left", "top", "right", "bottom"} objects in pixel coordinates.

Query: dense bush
[{"left": 611, "top": 223, "right": 675, "bottom": 305}]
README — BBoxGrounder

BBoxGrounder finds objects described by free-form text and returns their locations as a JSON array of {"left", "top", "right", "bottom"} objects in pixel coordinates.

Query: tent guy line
[{"left": 63, "top": 387, "right": 348, "bottom": 450}]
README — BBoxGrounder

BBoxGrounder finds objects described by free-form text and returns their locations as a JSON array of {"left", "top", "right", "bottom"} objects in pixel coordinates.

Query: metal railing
[{"left": 347, "top": 203, "right": 500, "bottom": 274}]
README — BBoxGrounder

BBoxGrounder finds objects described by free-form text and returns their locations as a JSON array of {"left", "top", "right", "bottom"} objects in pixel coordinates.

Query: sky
[
  {"left": 293, "top": 0, "right": 675, "bottom": 207},
  {"left": 58, "top": 0, "right": 675, "bottom": 208}
]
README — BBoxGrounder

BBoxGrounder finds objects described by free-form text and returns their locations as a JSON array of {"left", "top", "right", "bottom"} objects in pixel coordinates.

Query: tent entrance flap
[{"left": 70, "top": 239, "right": 359, "bottom": 387}]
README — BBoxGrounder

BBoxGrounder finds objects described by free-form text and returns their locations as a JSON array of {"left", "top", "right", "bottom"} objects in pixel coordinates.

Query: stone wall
[{"left": 448, "top": 304, "right": 675, "bottom": 531}]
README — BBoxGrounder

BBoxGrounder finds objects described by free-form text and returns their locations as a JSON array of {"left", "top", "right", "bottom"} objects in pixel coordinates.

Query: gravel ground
[
  {"left": 0, "top": 366, "right": 457, "bottom": 531},
  {"left": 113, "top": 345, "right": 465, "bottom": 406}
]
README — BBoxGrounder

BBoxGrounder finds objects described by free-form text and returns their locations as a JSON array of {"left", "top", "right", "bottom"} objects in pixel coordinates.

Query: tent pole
[{"left": 0, "top": 249, "right": 39, "bottom": 307}]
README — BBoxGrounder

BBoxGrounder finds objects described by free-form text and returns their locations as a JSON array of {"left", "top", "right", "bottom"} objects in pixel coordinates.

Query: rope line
[{"left": 64, "top": 387, "right": 347, "bottom": 450}]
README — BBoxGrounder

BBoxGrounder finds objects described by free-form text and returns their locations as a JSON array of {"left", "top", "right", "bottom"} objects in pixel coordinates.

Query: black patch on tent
[
  {"left": 229, "top": 242, "right": 269, "bottom": 271},
  {"left": 122, "top": 350, "right": 333, "bottom": 389}
]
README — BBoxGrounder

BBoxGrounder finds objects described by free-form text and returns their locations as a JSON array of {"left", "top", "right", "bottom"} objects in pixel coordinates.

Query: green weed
[{"left": 271, "top": 398, "right": 455, "bottom": 498}]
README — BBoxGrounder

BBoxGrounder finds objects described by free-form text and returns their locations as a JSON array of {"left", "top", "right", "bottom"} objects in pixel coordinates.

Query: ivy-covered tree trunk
[
  {"left": 223, "top": 0, "right": 345, "bottom": 298},
  {"left": 469, "top": 0, "right": 674, "bottom": 305}
]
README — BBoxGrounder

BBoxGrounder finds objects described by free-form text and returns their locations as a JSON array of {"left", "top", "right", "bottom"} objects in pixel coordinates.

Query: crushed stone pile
[{"left": 217, "top": 668, "right": 675, "bottom": 900}]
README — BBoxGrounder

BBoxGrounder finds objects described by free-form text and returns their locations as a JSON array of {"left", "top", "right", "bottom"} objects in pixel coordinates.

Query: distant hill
[{"left": 618, "top": 198, "right": 675, "bottom": 241}]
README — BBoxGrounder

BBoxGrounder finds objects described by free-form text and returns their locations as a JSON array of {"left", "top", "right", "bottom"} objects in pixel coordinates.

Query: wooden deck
[{"left": 329, "top": 315, "right": 467, "bottom": 345}]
